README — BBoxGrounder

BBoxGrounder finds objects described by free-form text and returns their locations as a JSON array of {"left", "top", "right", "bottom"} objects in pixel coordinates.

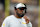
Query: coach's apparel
[{"left": 1, "top": 15, "right": 32, "bottom": 27}]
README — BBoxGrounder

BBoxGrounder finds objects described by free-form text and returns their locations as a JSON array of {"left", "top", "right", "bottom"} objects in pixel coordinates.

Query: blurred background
[
  {"left": 0, "top": 0, "right": 5, "bottom": 27},
  {"left": 0, "top": 0, "right": 39, "bottom": 27}
]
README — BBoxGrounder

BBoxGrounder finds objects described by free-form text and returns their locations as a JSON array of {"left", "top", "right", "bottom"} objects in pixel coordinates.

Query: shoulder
[{"left": 3, "top": 15, "right": 14, "bottom": 22}]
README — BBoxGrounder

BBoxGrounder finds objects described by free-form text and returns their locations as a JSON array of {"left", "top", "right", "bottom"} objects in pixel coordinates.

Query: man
[{"left": 1, "top": 3, "right": 32, "bottom": 27}]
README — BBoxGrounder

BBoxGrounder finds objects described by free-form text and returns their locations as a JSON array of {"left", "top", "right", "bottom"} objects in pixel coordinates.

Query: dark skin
[{"left": 14, "top": 8, "right": 29, "bottom": 24}]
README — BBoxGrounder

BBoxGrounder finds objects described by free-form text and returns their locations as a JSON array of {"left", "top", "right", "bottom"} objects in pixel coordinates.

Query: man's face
[{"left": 15, "top": 8, "right": 26, "bottom": 17}]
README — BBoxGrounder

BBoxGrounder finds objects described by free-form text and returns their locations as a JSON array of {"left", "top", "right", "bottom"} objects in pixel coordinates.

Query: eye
[{"left": 21, "top": 8, "right": 23, "bottom": 9}]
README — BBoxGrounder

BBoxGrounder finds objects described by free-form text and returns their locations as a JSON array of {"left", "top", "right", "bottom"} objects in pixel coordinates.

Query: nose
[
  {"left": 20, "top": 10, "right": 23, "bottom": 13},
  {"left": 21, "top": 10, "right": 24, "bottom": 12}
]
